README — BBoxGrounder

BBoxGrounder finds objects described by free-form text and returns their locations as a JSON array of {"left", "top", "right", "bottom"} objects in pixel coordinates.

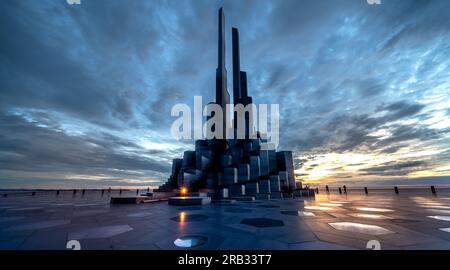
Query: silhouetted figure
[
  {"left": 338, "top": 187, "right": 342, "bottom": 194},
  {"left": 364, "top": 187, "right": 368, "bottom": 195},
  {"left": 394, "top": 186, "right": 399, "bottom": 194},
  {"left": 119, "top": 189, "right": 122, "bottom": 195},
  {"left": 101, "top": 189, "right": 105, "bottom": 196},
  {"left": 108, "top": 187, "right": 111, "bottom": 193},
  {"left": 343, "top": 185, "right": 347, "bottom": 194},
  {"left": 136, "top": 189, "right": 139, "bottom": 195},
  {"left": 325, "top": 185, "right": 329, "bottom": 193},
  {"left": 82, "top": 189, "right": 86, "bottom": 196},
  {"left": 56, "top": 190, "right": 60, "bottom": 196},
  {"left": 73, "top": 189, "right": 77, "bottom": 195}
]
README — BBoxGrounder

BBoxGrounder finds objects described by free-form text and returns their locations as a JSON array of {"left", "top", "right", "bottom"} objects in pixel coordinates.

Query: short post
[
  {"left": 338, "top": 187, "right": 342, "bottom": 194},
  {"left": 394, "top": 186, "right": 399, "bottom": 194},
  {"left": 343, "top": 185, "right": 347, "bottom": 194},
  {"left": 326, "top": 185, "right": 329, "bottom": 193},
  {"left": 431, "top": 186, "right": 437, "bottom": 195},
  {"left": 364, "top": 187, "right": 368, "bottom": 195}
]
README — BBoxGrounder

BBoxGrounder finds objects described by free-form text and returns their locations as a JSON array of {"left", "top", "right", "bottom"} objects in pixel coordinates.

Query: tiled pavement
[{"left": 1, "top": 190, "right": 450, "bottom": 250}]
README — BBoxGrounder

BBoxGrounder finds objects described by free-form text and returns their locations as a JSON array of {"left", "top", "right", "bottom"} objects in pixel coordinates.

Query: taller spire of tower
[{"left": 215, "top": 7, "right": 230, "bottom": 139}]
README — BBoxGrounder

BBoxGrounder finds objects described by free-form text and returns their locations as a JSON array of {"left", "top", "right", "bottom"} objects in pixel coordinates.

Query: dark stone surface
[
  {"left": 225, "top": 208, "right": 252, "bottom": 213},
  {"left": 240, "top": 218, "right": 285, "bottom": 228}
]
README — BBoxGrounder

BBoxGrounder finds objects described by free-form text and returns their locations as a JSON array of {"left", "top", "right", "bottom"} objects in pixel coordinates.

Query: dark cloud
[
  {"left": 359, "top": 160, "right": 428, "bottom": 176},
  {"left": 379, "top": 101, "right": 425, "bottom": 120},
  {"left": 0, "top": 112, "right": 170, "bottom": 182}
]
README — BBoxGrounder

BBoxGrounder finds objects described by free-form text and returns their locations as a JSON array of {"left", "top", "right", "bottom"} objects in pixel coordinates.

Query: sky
[{"left": 1, "top": 0, "right": 449, "bottom": 189}]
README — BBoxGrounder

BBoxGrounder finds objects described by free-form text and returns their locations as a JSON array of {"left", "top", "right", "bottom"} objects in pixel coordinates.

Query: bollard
[
  {"left": 343, "top": 185, "right": 347, "bottom": 194},
  {"left": 364, "top": 187, "right": 368, "bottom": 195},
  {"left": 326, "top": 185, "right": 329, "bottom": 193},
  {"left": 338, "top": 187, "right": 342, "bottom": 194},
  {"left": 394, "top": 186, "right": 399, "bottom": 194},
  {"left": 431, "top": 186, "right": 437, "bottom": 195}
]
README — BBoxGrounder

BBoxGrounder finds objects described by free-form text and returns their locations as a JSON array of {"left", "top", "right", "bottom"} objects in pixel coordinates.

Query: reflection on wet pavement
[
  {"left": 356, "top": 207, "right": 394, "bottom": 212},
  {"left": 348, "top": 213, "right": 390, "bottom": 219},
  {"left": 304, "top": 206, "right": 333, "bottom": 211},
  {"left": 427, "top": 216, "right": 450, "bottom": 221},
  {"left": 174, "top": 235, "right": 207, "bottom": 248},
  {"left": 329, "top": 222, "right": 394, "bottom": 235},
  {"left": 320, "top": 203, "right": 343, "bottom": 207}
]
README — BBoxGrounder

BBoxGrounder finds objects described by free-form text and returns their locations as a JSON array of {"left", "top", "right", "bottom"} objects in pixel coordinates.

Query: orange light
[
  {"left": 181, "top": 187, "right": 188, "bottom": 195},
  {"left": 180, "top": 212, "right": 186, "bottom": 223}
]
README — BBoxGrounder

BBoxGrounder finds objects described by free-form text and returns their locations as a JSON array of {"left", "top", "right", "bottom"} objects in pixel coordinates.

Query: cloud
[
  {"left": 0, "top": 112, "right": 171, "bottom": 187},
  {"left": 359, "top": 160, "right": 428, "bottom": 176}
]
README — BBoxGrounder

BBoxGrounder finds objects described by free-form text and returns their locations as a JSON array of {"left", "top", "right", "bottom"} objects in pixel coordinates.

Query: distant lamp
[{"left": 181, "top": 187, "right": 188, "bottom": 195}]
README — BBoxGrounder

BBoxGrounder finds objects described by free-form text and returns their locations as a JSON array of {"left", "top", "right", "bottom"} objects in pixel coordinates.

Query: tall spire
[
  {"left": 232, "top": 27, "right": 241, "bottom": 105},
  {"left": 217, "top": 7, "right": 225, "bottom": 70},
  {"left": 215, "top": 7, "right": 230, "bottom": 140}
]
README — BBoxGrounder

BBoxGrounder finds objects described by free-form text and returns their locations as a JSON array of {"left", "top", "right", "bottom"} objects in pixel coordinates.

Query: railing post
[{"left": 431, "top": 186, "right": 437, "bottom": 195}]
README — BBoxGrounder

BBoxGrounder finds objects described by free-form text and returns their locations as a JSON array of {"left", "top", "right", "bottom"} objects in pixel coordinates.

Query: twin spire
[{"left": 216, "top": 7, "right": 250, "bottom": 110}]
